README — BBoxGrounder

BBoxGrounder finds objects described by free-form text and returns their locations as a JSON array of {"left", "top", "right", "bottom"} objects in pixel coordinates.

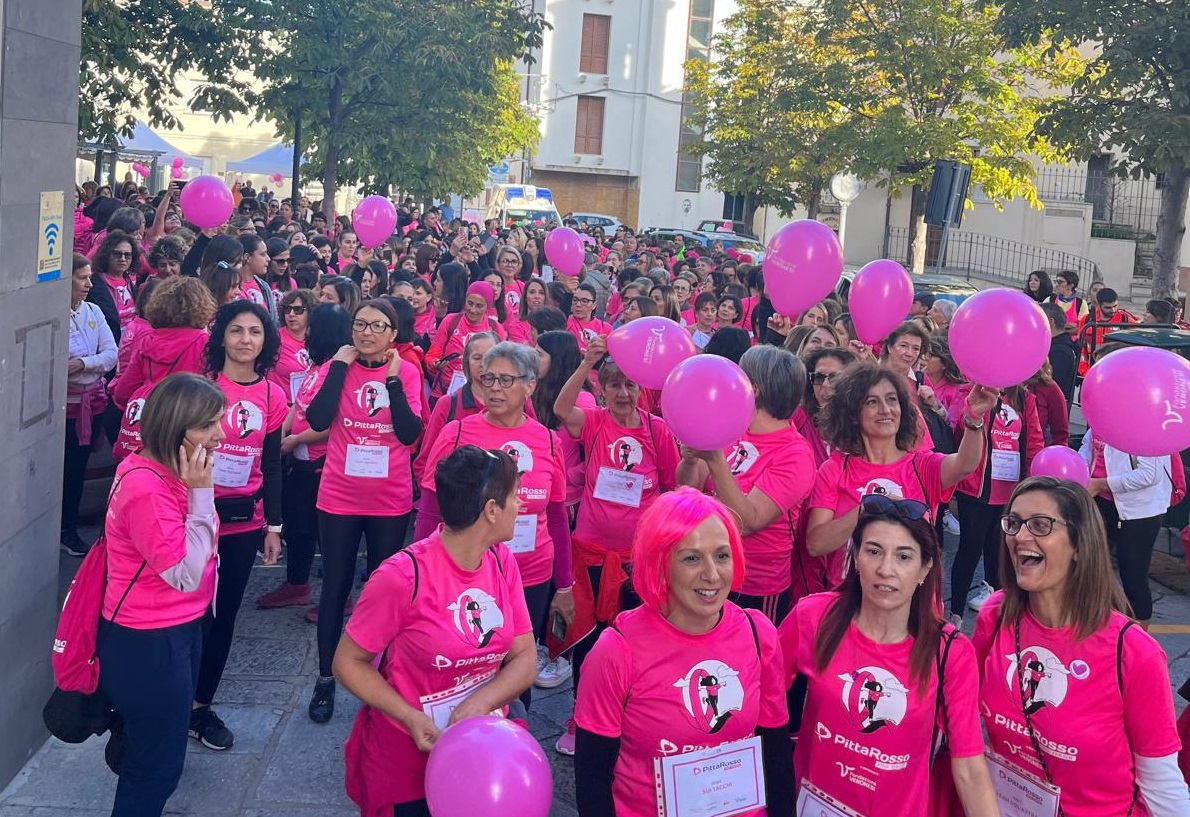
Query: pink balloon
[
  {"left": 661, "top": 356, "right": 755, "bottom": 450},
  {"left": 170, "top": 166, "right": 185, "bottom": 180},
  {"left": 948, "top": 289, "right": 1050, "bottom": 389},
  {"left": 849, "top": 259, "right": 914, "bottom": 344},
  {"left": 171, "top": 157, "right": 184, "bottom": 169},
  {"left": 425, "top": 716, "right": 551, "bottom": 817},
  {"left": 352, "top": 195, "right": 398, "bottom": 247},
  {"left": 178, "top": 175, "right": 232, "bottom": 229},
  {"left": 606, "top": 316, "right": 697, "bottom": 389},
  {"left": 270, "top": 172, "right": 284, "bottom": 185},
  {"left": 1081, "top": 347, "right": 1190, "bottom": 457},
  {"left": 1029, "top": 445, "right": 1090, "bottom": 487},
  {"left": 544, "top": 226, "right": 585, "bottom": 276},
  {"left": 763, "top": 219, "right": 843, "bottom": 316}
]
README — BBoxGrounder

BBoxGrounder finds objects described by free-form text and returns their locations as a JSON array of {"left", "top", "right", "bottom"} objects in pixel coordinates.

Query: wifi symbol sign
[{"left": 44, "top": 223, "right": 59, "bottom": 257}]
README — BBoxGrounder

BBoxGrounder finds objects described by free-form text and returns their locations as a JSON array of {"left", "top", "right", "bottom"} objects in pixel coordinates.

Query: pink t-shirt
[
  {"left": 560, "top": 391, "right": 598, "bottom": 504},
  {"left": 574, "top": 604, "right": 788, "bottom": 817},
  {"left": 212, "top": 374, "right": 288, "bottom": 536},
  {"left": 236, "top": 277, "right": 271, "bottom": 309},
  {"left": 779, "top": 593, "right": 984, "bottom": 816},
  {"left": 269, "top": 329, "right": 311, "bottom": 403},
  {"left": 503, "top": 278, "right": 525, "bottom": 313},
  {"left": 116, "top": 315, "right": 150, "bottom": 375},
  {"left": 104, "top": 273, "right": 137, "bottom": 333},
  {"left": 566, "top": 315, "right": 612, "bottom": 353},
  {"left": 927, "top": 377, "right": 972, "bottom": 431},
  {"left": 420, "top": 413, "right": 566, "bottom": 586},
  {"left": 973, "top": 594, "right": 1180, "bottom": 817},
  {"left": 572, "top": 408, "right": 681, "bottom": 551},
  {"left": 1090, "top": 436, "right": 1114, "bottom": 501},
  {"left": 808, "top": 450, "right": 945, "bottom": 585},
  {"left": 716, "top": 426, "right": 816, "bottom": 597},
  {"left": 413, "top": 307, "right": 436, "bottom": 340},
  {"left": 504, "top": 316, "right": 533, "bottom": 345},
  {"left": 291, "top": 366, "right": 328, "bottom": 462},
  {"left": 317, "top": 359, "right": 424, "bottom": 516},
  {"left": 345, "top": 533, "right": 531, "bottom": 801},
  {"left": 103, "top": 455, "right": 218, "bottom": 628}
]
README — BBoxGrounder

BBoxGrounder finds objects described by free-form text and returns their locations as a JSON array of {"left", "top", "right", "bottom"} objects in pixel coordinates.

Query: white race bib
[
  {"left": 987, "top": 752, "right": 1060, "bottom": 817},
  {"left": 345, "top": 443, "right": 389, "bottom": 478},
  {"left": 794, "top": 780, "right": 862, "bottom": 817},
  {"left": 504, "top": 514, "right": 537, "bottom": 554},
  {"left": 211, "top": 451, "right": 253, "bottom": 488},
  {"left": 447, "top": 370, "right": 467, "bottom": 396},
  {"left": 289, "top": 371, "right": 307, "bottom": 402},
  {"left": 991, "top": 449, "right": 1021, "bottom": 482},
  {"left": 419, "top": 672, "right": 497, "bottom": 731},
  {"left": 593, "top": 466, "right": 645, "bottom": 508},
  {"left": 654, "top": 735, "right": 766, "bottom": 817}
]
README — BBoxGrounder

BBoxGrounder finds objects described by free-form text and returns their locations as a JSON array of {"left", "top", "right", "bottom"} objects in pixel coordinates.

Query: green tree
[
  {"left": 996, "top": 0, "right": 1190, "bottom": 298},
  {"left": 80, "top": 0, "right": 265, "bottom": 144},
  {"left": 257, "top": 0, "right": 545, "bottom": 216}
]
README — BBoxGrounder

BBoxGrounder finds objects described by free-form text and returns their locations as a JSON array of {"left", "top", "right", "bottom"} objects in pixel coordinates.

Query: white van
[{"left": 485, "top": 185, "right": 562, "bottom": 230}]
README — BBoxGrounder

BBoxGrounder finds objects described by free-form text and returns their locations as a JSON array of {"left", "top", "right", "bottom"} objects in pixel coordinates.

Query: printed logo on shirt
[
  {"left": 1006, "top": 645, "right": 1088, "bottom": 714},
  {"left": 447, "top": 588, "right": 505, "bottom": 649},
  {"left": 997, "top": 403, "right": 1020, "bottom": 426},
  {"left": 857, "top": 478, "right": 904, "bottom": 499},
  {"left": 506, "top": 291, "right": 521, "bottom": 310},
  {"left": 354, "top": 381, "right": 389, "bottom": 417},
  {"left": 727, "top": 441, "right": 761, "bottom": 476},
  {"left": 581, "top": 327, "right": 600, "bottom": 343},
  {"left": 125, "top": 398, "right": 145, "bottom": 427},
  {"left": 501, "top": 441, "right": 534, "bottom": 474},
  {"left": 227, "top": 400, "right": 264, "bottom": 439},
  {"left": 838, "top": 666, "right": 909, "bottom": 733},
  {"left": 607, "top": 436, "right": 643, "bottom": 471},
  {"left": 672, "top": 659, "right": 744, "bottom": 734},
  {"left": 297, "top": 347, "right": 311, "bottom": 368}
]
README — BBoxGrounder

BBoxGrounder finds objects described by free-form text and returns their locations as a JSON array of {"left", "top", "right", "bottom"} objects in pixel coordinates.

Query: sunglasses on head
[{"left": 860, "top": 494, "right": 930, "bottom": 521}]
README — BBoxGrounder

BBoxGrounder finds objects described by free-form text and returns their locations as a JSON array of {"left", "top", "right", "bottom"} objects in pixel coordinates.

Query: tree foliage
[
  {"left": 80, "top": 0, "right": 265, "bottom": 144},
  {"left": 995, "top": 0, "right": 1190, "bottom": 296},
  {"left": 256, "top": 0, "right": 546, "bottom": 212}
]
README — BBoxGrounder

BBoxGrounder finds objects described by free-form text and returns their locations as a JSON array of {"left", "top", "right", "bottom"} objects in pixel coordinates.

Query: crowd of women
[{"left": 65, "top": 179, "right": 1190, "bottom": 816}]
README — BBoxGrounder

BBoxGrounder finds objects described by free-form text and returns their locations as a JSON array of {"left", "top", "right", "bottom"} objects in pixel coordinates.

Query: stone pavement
[{"left": 3, "top": 522, "right": 1189, "bottom": 816}]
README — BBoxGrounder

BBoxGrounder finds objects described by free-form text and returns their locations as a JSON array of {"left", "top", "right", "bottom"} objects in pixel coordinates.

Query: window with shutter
[
  {"left": 574, "top": 96, "right": 605, "bottom": 155},
  {"left": 580, "top": 14, "right": 611, "bottom": 75}
]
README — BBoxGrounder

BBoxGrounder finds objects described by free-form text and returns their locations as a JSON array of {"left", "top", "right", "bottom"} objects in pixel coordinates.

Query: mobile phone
[
  {"left": 551, "top": 612, "right": 568, "bottom": 642},
  {"left": 441, "top": 353, "right": 461, "bottom": 364},
  {"left": 182, "top": 438, "right": 197, "bottom": 459}
]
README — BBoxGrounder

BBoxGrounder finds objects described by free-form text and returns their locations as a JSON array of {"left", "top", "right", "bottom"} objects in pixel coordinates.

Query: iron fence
[
  {"left": 884, "top": 227, "right": 1100, "bottom": 286},
  {"left": 1034, "top": 163, "right": 1162, "bottom": 237}
]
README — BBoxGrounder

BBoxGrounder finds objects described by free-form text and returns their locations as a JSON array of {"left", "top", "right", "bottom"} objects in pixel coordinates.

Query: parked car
[
  {"left": 566, "top": 212, "right": 622, "bottom": 233},
  {"left": 695, "top": 218, "right": 758, "bottom": 239},
  {"left": 835, "top": 268, "right": 979, "bottom": 306},
  {"left": 642, "top": 227, "right": 766, "bottom": 257}
]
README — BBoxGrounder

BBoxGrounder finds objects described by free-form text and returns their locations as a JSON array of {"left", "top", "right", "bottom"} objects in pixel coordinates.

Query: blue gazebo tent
[{"left": 225, "top": 144, "right": 302, "bottom": 176}]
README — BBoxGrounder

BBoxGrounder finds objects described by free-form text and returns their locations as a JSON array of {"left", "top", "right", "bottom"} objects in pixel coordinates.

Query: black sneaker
[
  {"left": 308, "top": 677, "right": 335, "bottom": 724},
  {"left": 189, "top": 706, "right": 234, "bottom": 750},
  {"left": 60, "top": 531, "right": 91, "bottom": 557}
]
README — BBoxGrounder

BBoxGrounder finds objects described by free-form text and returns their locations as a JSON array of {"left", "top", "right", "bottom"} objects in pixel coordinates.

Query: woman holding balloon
[{"left": 337, "top": 445, "right": 538, "bottom": 817}]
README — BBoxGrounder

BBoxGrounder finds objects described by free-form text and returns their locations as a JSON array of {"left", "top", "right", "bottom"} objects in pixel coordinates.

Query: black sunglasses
[{"left": 860, "top": 494, "right": 930, "bottom": 521}]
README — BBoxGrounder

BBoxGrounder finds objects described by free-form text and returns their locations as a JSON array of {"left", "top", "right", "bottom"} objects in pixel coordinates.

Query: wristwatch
[
  {"left": 962, "top": 414, "right": 985, "bottom": 431},
  {"left": 266, "top": 524, "right": 283, "bottom": 534}
]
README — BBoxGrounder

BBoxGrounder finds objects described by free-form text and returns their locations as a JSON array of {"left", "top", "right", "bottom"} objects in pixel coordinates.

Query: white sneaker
[
  {"left": 535, "top": 643, "right": 549, "bottom": 674},
  {"left": 943, "top": 511, "right": 960, "bottom": 536},
  {"left": 967, "top": 581, "right": 993, "bottom": 611},
  {"left": 535, "top": 656, "right": 573, "bottom": 689}
]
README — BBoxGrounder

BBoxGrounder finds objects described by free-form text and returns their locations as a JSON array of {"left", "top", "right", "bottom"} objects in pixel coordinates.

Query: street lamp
[{"left": 829, "top": 171, "right": 863, "bottom": 252}]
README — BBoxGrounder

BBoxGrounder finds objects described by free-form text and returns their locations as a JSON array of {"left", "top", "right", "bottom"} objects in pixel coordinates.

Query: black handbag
[{"left": 215, "top": 493, "right": 259, "bottom": 523}]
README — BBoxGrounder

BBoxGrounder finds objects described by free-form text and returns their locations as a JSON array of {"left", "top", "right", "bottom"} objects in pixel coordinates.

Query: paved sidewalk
[{"left": 3, "top": 524, "right": 1188, "bottom": 815}]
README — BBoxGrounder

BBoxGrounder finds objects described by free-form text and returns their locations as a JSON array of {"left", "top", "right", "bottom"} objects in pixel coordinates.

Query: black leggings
[
  {"left": 949, "top": 495, "right": 1004, "bottom": 617},
  {"left": 394, "top": 801, "right": 431, "bottom": 817},
  {"left": 62, "top": 416, "right": 102, "bottom": 535},
  {"left": 195, "top": 529, "right": 262, "bottom": 705},
  {"left": 520, "top": 580, "right": 552, "bottom": 709},
  {"left": 317, "top": 511, "right": 412, "bottom": 676},
  {"left": 282, "top": 462, "right": 322, "bottom": 585},
  {"left": 1096, "top": 498, "right": 1162, "bottom": 620},
  {"left": 730, "top": 588, "right": 793, "bottom": 625},
  {"left": 571, "top": 565, "right": 641, "bottom": 697}
]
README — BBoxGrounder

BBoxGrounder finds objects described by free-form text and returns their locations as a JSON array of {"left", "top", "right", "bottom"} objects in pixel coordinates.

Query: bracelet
[
  {"left": 962, "top": 414, "right": 985, "bottom": 431},
  {"left": 266, "top": 524, "right": 283, "bottom": 534},
  {"left": 555, "top": 586, "right": 573, "bottom": 594}
]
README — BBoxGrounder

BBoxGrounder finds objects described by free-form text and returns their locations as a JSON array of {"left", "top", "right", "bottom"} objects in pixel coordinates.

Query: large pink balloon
[
  {"left": 661, "top": 356, "right": 755, "bottom": 450},
  {"left": 352, "top": 195, "right": 397, "bottom": 247},
  {"left": 544, "top": 226, "right": 585, "bottom": 276},
  {"left": 178, "top": 175, "right": 233, "bottom": 229},
  {"left": 763, "top": 219, "right": 843, "bottom": 316},
  {"left": 607, "top": 316, "right": 697, "bottom": 389},
  {"left": 849, "top": 259, "right": 914, "bottom": 344},
  {"left": 1029, "top": 445, "right": 1090, "bottom": 487},
  {"left": 948, "top": 289, "right": 1050, "bottom": 388},
  {"left": 1081, "top": 347, "right": 1190, "bottom": 457},
  {"left": 425, "top": 716, "right": 551, "bottom": 817}
]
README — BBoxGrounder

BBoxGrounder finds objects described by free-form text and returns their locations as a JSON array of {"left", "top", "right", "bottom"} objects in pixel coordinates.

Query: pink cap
[{"left": 466, "top": 281, "right": 495, "bottom": 307}]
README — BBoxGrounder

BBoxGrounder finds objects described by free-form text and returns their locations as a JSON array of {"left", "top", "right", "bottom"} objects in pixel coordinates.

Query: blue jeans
[{"left": 98, "top": 618, "right": 203, "bottom": 817}]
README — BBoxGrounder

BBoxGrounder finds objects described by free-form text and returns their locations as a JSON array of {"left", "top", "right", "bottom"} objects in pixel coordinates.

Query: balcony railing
[{"left": 884, "top": 227, "right": 1100, "bottom": 286}]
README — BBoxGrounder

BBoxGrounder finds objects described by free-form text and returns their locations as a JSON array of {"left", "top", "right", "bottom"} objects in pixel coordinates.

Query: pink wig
[{"left": 632, "top": 487, "right": 746, "bottom": 612}]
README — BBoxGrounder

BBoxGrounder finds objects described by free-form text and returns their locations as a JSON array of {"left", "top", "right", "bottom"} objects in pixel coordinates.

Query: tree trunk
[
  {"left": 322, "top": 142, "right": 340, "bottom": 222},
  {"left": 806, "top": 178, "right": 822, "bottom": 220},
  {"left": 906, "top": 183, "right": 927, "bottom": 273},
  {"left": 1152, "top": 162, "right": 1188, "bottom": 300}
]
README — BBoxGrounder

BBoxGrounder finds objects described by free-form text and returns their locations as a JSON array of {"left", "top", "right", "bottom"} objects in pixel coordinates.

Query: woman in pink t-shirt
[
  {"left": 406, "top": 278, "right": 437, "bottom": 346},
  {"left": 678, "top": 346, "right": 815, "bottom": 625},
  {"left": 573, "top": 488, "right": 794, "bottom": 817},
  {"left": 779, "top": 497, "right": 998, "bottom": 816},
  {"left": 566, "top": 283, "right": 613, "bottom": 354},
  {"left": 505, "top": 276, "right": 547, "bottom": 345},
  {"left": 336, "top": 446, "right": 537, "bottom": 817},
  {"left": 190, "top": 302, "right": 288, "bottom": 752},
  {"left": 974, "top": 477, "right": 1189, "bottom": 816},
  {"left": 99, "top": 373, "right": 223, "bottom": 817},
  {"left": 425, "top": 281, "right": 506, "bottom": 401},
  {"left": 269, "top": 288, "right": 316, "bottom": 404},
  {"left": 304, "top": 299, "right": 425, "bottom": 725},
  {"left": 807, "top": 362, "right": 996, "bottom": 587},
  {"left": 88, "top": 229, "right": 140, "bottom": 341}
]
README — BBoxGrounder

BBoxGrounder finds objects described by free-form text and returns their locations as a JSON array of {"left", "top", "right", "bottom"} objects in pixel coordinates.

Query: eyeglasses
[
  {"left": 1000, "top": 515, "right": 1069, "bottom": 537},
  {"left": 282, "top": 306, "right": 307, "bottom": 315},
  {"left": 498, "top": 257, "right": 521, "bottom": 265},
  {"left": 110, "top": 251, "right": 133, "bottom": 260},
  {"left": 572, "top": 297, "right": 595, "bottom": 306},
  {"left": 860, "top": 494, "right": 930, "bottom": 521},
  {"left": 809, "top": 371, "right": 839, "bottom": 386},
  {"left": 352, "top": 319, "right": 392, "bottom": 333},
  {"left": 479, "top": 373, "right": 528, "bottom": 389}
]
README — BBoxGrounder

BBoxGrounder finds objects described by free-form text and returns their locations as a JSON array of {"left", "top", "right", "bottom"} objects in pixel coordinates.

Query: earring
[{"left": 918, "top": 579, "right": 924, "bottom": 586}]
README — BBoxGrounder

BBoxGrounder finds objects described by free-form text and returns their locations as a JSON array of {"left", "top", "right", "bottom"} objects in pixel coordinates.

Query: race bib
[
  {"left": 504, "top": 514, "right": 537, "bottom": 554},
  {"left": 212, "top": 451, "right": 253, "bottom": 488},
  {"left": 654, "top": 736, "right": 766, "bottom": 817},
  {"left": 447, "top": 370, "right": 467, "bottom": 396},
  {"left": 991, "top": 450, "right": 1021, "bottom": 482},
  {"left": 345, "top": 443, "right": 389, "bottom": 478},
  {"left": 795, "top": 781, "right": 863, "bottom": 817},
  {"left": 419, "top": 672, "right": 497, "bottom": 731},
  {"left": 593, "top": 467, "right": 644, "bottom": 508},
  {"left": 987, "top": 752, "right": 1060, "bottom": 817},
  {"left": 289, "top": 372, "right": 306, "bottom": 402}
]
